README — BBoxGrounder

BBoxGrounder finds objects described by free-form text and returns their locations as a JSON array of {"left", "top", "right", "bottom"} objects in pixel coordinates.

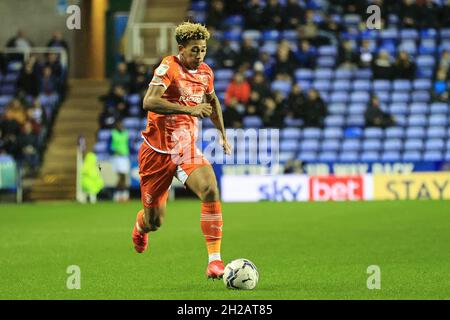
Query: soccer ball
[{"left": 223, "top": 258, "right": 259, "bottom": 290}]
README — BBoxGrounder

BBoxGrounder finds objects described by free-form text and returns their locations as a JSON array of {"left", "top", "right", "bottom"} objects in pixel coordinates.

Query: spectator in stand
[
  {"left": 99, "top": 106, "right": 121, "bottom": 129},
  {"left": 17, "top": 58, "right": 40, "bottom": 98},
  {"left": 273, "top": 44, "right": 297, "bottom": 80},
  {"left": 394, "top": 51, "right": 416, "bottom": 80},
  {"left": 246, "top": 91, "right": 262, "bottom": 116},
  {"left": 253, "top": 52, "right": 275, "bottom": 79},
  {"left": 319, "top": 15, "right": 345, "bottom": 35},
  {"left": 364, "top": 95, "right": 395, "bottom": 128},
  {"left": 0, "top": 102, "right": 24, "bottom": 158},
  {"left": 418, "top": 0, "right": 439, "bottom": 28},
  {"left": 438, "top": 50, "right": 450, "bottom": 76},
  {"left": 109, "top": 120, "right": 131, "bottom": 202},
  {"left": 206, "top": 0, "right": 225, "bottom": 30},
  {"left": 295, "top": 40, "right": 316, "bottom": 69},
  {"left": 283, "top": 159, "right": 304, "bottom": 174},
  {"left": 40, "top": 66, "right": 59, "bottom": 95},
  {"left": 286, "top": 84, "right": 307, "bottom": 119},
  {"left": 372, "top": 50, "right": 394, "bottom": 80},
  {"left": 224, "top": 73, "right": 251, "bottom": 107},
  {"left": 130, "top": 63, "right": 150, "bottom": 94},
  {"left": 442, "top": 0, "right": 450, "bottom": 27},
  {"left": 262, "top": 0, "right": 284, "bottom": 30},
  {"left": 216, "top": 40, "right": 238, "bottom": 69},
  {"left": 17, "top": 121, "right": 40, "bottom": 176},
  {"left": 399, "top": 0, "right": 418, "bottom": 28},
  {"left": 47, "top": 31, "right": 69, "bottom": 52},
  {"left": 240, "top": 37, "right": 259, "bottom": 66},
  {"left": 283, "top": 0, "right": 305, "bottom": 30},
  {"left": 111, "top": 62, "right": 131, "bottom": 90},
  {"left": 431, "top": 68, "right": 449, "bottom": 103},
  {"left": 249, "top": 71, "right": 270, "bottom": 100},
  {"left": 303, "top": 89, "right": 327, "bottom": 128},
  {"left": 244, "top": 0, "right": 264, "bottom": 30},
  {"left": 223, "top": 99, "right": 243, "bottom": 128},
  {"left": 27, "top": 99, "right": 47, "bottom": 145},
  {"left": 358, "top": 39, "right": 374, "bottom": 68},
  {"left": 6, "top": 30, "right": 34, "bottom": 51},
  {"left": 297, "top": 10, "right": 320, "bottom": 45},
  {"left": 337, "top": 40, "right": 358, "bottom": 69},
  {"left": 260, "top": 95, "right": 284, "bottom": 128}
]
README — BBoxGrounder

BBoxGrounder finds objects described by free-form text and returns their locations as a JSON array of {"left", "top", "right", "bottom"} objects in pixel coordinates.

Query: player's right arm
[{"left": 143, "top": 85, "right": 213, "bottom": 118}]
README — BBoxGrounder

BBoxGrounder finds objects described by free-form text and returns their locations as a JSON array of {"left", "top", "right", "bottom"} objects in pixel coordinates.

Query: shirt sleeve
[
  {"left": 149, "top": 60, "right": 173, "bottom": 89},
  {"left": 206, "top": 69, "right": 215, "bottom": 95}
]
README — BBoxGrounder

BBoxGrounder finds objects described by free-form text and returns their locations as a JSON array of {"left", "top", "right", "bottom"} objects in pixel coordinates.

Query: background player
[{"left": 132, "top": 22, "right": 231, "bottom": 279}]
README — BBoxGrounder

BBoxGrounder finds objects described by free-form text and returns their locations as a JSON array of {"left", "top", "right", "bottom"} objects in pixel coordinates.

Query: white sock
[{"left": 209, "top": 253, "right": 222, "bottom": 263}]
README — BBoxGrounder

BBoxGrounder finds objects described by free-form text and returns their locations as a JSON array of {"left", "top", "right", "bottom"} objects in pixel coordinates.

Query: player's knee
[{"left": 200, "top": 184, "right": 219, "bottom": 202}]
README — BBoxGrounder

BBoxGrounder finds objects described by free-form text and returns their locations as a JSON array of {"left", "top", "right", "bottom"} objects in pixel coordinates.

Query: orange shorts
[{"left": 138, "top": 141, "right": 210, "bottom": 207}]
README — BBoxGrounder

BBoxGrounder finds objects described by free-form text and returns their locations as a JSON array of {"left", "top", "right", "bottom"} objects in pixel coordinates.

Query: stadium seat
[
  {"left": 404, "top": 139, "right": 424, "bottom": 151},
  {"left": 317, "top": 56, "right": 336, "bottom": 68},
  {"left": 430, "top": 102, "right": 448, "bottom": 114},
  {"left": 271, "top": 80, "right": 292, "bottom": 95},
  {"left": 428, "top": 114, "right": 448, "bottom": 126},
  {"left": 427, "top": 127, "right": 446, "bottom": 139},
  {"left": 440, "top": 28, "right": 450, "bottom": 39},
  {"left": 393, "top": 80, "right": 411, "bottom": 91},
  {"left": 321, "top": 139, "right": 341, "bottom": 152},
  {"left": 312, "top": 80, "right": 331, "bottom": 91},
  {"left": 411, "top": 91, "right": 430, "bottom": 103},
  {"left": 330, "top": 92, "right": 348, "bottom": 104},
  {"left": 380, "top": 28, "right": 399, "bottom": 41},
  {"left": 243, "top": 116, "right": 263, "bottom": 128},
  {"left": 445, "top": 151, "right": 450, "bottom": 161},
  {"left": 262, "top": 30, "right": 280, "bottom": 41},
  {"left": 333, "top": 80, "right": 351, "bottom": 91},
  {"left": 303, "top": 128, "right": 322, "bottom": 139},
  {"left": 339, "top": 152, "right": 359, "bottom": 162},
  {"left": 373, "top": 80, "right": 391, "bottom": 91},
  {"left": 409, "top": 103, "right": 429, "bottom": 115},
  {"left": 417, "top": 55, "right": 435, "bottom": 68},
  {"left": 97, "top": 129, "right": 111, "bottom": 141},
  {"left": 281, "top": 30, "right": 297, "bottom": 40},
  {"left": 381, "top": 151, "right": 401, "bottom": 161},
  {"left": 389, "top": 103, "right": 408, "bottom": 115},
  {"left": 284, "top": 117, "right": 304, "bottom": 127},
  {"left": 423, "top": 151, "right": 443, "bottom": 161},
  {"left": 314, "top": 69, "right": 333, "bottom": 80},
  {"left": 408, "top": 114, "right": 428, "bottom": 126},
  {"left": 364, "top": 127, "right": 383, "bottom": 139},
  {"left": 281, "top": 128, "right": 301, "bottom": 140},
  {"left": 346, "top": 115, "right": 365, "bottom": 127},
  {"left": 280, "top": 139, "right": 299, "bottom": 153},
  {"left": 215, "top": 69, "right": 234, "bottom": 81},
  {"left": 123, "top": 117, "right": 140, "bottom": 129},
  {"left": 94, "top": 141, "right": 109, "bottom": 153},
  {"left": 297, "top": 151, "right": 317, "bottom": 162},
  {"left": 383, "top": 139, "right": 403, "bottom": 151},
  {"left": 413, "top": 79, "right": 432, "bottom": 90},
  {"left": 406, "top": 127, "right": 425, "bottom": 139},
  {"left": 328, "top": 103, "right": 346, "bottom": 115},
  {"left": 341, "top": 139, "right": 361, "bottom": 152},
  {"left": 354, "top": 69, "right": 372, "bottom": 79},
  {"left": 385, "top": 127, "right": 404, "bottom": 139},
  {"left": 391, "top": 92, "right": 410, "bottom": 103},
  {"left": 360, "top": 151, "right": 379, "bottom": 162},
  {"left": 352, "top": 80, "right": 371, "bottom": 91},
  {"left": 402, "top": 151, "right": 422, "bottom": 161},
  {"left": 400, "top": 29, "right": 419, "bottom": 40},
  {"left": 318, "top": 151, "right": 338, "bottom": 162},
  {"left": 323, "top": 128, "right": 343, "bottom": 139},
  {"left": 324, "top": 115, "right": 345, "bottom": 127},
  {"left": 334, "top": 68, "right": 353, "bottom": 80},
  {"left": 425, "top": 139, "right": 445, "bottom": 151},
  {"left": 0, "top": 95, "right": 13, "bottom": 107},
  {"left": 279, "top": 151, "right": 296, "bottom": 164},
  {"left": 242, "top": 30, "right": 262, "bottom": 41}
]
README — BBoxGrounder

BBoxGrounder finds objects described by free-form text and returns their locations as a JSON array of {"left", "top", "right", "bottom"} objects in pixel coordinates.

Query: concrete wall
[{"left": 0, "top": 0, "right": 81, "bottom": 77}]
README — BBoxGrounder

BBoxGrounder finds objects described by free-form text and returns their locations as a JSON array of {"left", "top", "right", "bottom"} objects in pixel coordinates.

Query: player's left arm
[{"left": 205, "top": 91, "right": 231, "bottom": 155}]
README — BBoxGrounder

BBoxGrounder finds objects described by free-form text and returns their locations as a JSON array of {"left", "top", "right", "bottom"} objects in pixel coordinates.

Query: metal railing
[{"left": 2, "top": 47, "right": 68, "bottom": 69}]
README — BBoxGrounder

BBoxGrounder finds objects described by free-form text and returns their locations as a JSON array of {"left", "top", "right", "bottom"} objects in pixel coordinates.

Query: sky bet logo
[
  {"left": 310, "top": 177, "right": 364, "bottom": 201},
  {"left": 259, "top": 180, "right": 304, "bottom": 201}
]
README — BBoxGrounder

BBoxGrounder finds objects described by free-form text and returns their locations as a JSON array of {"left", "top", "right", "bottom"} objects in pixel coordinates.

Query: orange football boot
[
  {"left": 206, "top": 260, "right": 225, "bottom": 279},
  {"left": 132, "top": 211, "right": 148, "bottom": 253}
]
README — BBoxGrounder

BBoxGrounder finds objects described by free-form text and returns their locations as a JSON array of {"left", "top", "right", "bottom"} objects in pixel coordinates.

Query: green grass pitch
[{"left": 1, "top": 200, "right": 449, "bottom": 299}]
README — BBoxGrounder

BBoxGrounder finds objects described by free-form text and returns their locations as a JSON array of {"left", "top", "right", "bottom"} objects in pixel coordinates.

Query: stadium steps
[
  {"left": 141, "top": 0, "right": 189, "bottom": 63},
  {"left": 27, "top": 79, "right": 109, "bottom": 202}
]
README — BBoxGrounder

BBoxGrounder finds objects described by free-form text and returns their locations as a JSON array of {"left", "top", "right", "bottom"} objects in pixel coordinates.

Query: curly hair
[{"left": 175, "top": 21, "right": 210, "bottom": 45}]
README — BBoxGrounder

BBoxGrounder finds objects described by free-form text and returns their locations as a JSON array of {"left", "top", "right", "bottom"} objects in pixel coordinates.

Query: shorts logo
[
  {"left": 155, "top": 64, "right": 169, "bottom": 76},
  {"left": 145, "top": 193, "right": 153, "bottom": 205}
]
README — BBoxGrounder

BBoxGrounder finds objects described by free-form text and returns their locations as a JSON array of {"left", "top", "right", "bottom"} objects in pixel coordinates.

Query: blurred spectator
[
  {"left": 110, "top": 120, "right": 131, "bottom": 202},
  {"left": 283, "top": 0, "right": 305, "bottom": 29},
  {"left": 337, "top": 40, "right": 358, "bottom": 69},
  {"left": 283, "top": 159, "right": 304, "bottom": 174},
  {"left": 111, "top": 62, "right": 131, "bottom": 90},
  {"left": 6, "top": 30, "right": 33, "bottom": 51},
  {"left": 364, "top": 95, "right": 395, "bottom": 128},
  {"left": 442, "top": 0, "right": 450, "bottom": 27},
  {"left": 240, "top": 37, "right": 259, "bottom": 66},
  {"left": 273, "top": 45, "right": 297, "bottom": 79},
  {"left": 47, "top": 31, "right": 68, "bottom": 52},
  {"left": 253, "top": 52, "right": 275, "bottom": 79},
  {"left": 295, "top": 40, "right": 316, "bottom": 69},
  {"left": 358, "top": 40, "right": 374, "bottom": 68},
  {"left": 394, "top": 51, "right": 416, "bottom": 80},
  {"left": 297, "top": 10, "right": 320, "bottom": 45},
  {"left": 205, "top": 27, "right": 221, "bottom": 60},
  {"left": 223, "top": 99, "right": 243, "bottom": 128},
  {"left": 340, "top": 0, "right": 367, "bottom": 15},
  {"left": 225, "top": 73, "right": 251, "bottom": 106},
  {"left": 246, "top": 91, "right": 262, "bottom": 116},
  {"left": 286, "top": 84, "right": 307, "bottom": 119},
  {"left": 260, "top": 95, "right": 284, "bottom": 128},
  {"left": 438, "top": 50, "right": 450, "bottom": 76},
  {"left": 81, "top": 152, "right": 104, "bottom": 204},
  {"left": 244, "top": 0, "right": 264, "bottom": 30},
  {"left": 17, "top": 58, "right": 40, "bottom": 97},
  {"left": 372, "top": 50, "right": 394, "bottom": 80},
  {"left": 399, "top": 0, "right": 418, "bottom": 28},
  {"left": 17, "top": 121, "right": 40, "bottom": 176},
  {"left": 249, "top": 71, "right": 270, "bottom": 99},
  {"left": 303, "top": 89, "right": 327, "bottom": 128},
  {"left": 418, "top": 0, "right": 439, "bottom": 28},
  {"left": 99, "top": 106, "right": 121, "bottom": 129},
  {"left": 216, "top": 40, "right": 238, "bottom": 69},
  {"left": 40, "top": 66, "right": 59, "bottom": 95},
  {"left": 206, "top": 0, "right": 225, "bottom": 30},
  {"left": 130, "top": 63, "right": 150, "bottom": 93},
  {"left": 431, "top": 68, "right": 449, "bottom": 103},
  {"left": 319, "top": 15, "right": 345, "bottom": 34},
  {"left": 262, "top": 0, "right": 283, "bottom": 30}
]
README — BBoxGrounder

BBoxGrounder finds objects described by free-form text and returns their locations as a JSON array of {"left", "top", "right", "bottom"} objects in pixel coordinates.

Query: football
[{"left": 223, "top": 258, "right": 259, "bottom": 290}]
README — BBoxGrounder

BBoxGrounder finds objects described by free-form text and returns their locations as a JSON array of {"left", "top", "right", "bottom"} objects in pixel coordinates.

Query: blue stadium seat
[
  {"left": 323, "top": 127, "right": 343, "bottom": 139},
  {"left": 430, "top": 102, "right": 448, "bottom": 114},
  {"left": 312, "top": 80, "right": 331, "bottom": 91},
  {"left": 341, "top": 139, "right": 361, "bottom": 152},
  {"left": 328, "top": 103, "right": 346, "bottom": 115},
  {"left": 391, "top": 92, "right": 410, "bottom": 103},
  {"left": 317, "top": 56, "right": 336, "bottom": 68},
  {"left": 385, "top": 127, "right": 404, "bottom": 139},
  {"left": 428, "top": 114, "right": 448, "bottom": 126},
  {"left": 215, "top": 81, "right": 229, "bottom": 91},
  {"left": 360, "top": 151, "right": 380, "bottom": 162},
  {"left": 363, "top": 139, "right": 382, "bottom": 151},
  {"left": 402, "top": 151, "right": 422, "bottom": 161},
  {"left": 281, "top": 128, "right": 301, "bottom": 140},
  {"left": 223, "top": 29, "right": 242, "bottom": 41},
  {"left": 190, "top": 1, "right": 207, "bottom": 11},
  {"left": 321, "top": 139, "right": 340, "bottom": 151},
  {"left": 296, "top": 80, "right": 312, "bottom": 91},
  {"left": 425, "top": 139, "right": 445, "bottom": 151},
  {"left": 445, "top": 151, "right": 450, "bottom": 161},
  {"left": 364, "top": 127, "right": 383, "bottom": 139},
  {"left": 201, "top": 117, "right": 215, "bottom": 128},
  {"left": 295, "top": 69, "right": 313, "bottom": 81},
  {"left": 409, "top": 103, "right": 429, "bottom": 114},
  {"left": 314, "top": 69, "right": 333, "bottom": 80},
  {"left": 243, "top": 116, "right": 263, "bottom": 128},
  {"left": 389, "top": 103, "right": 408, "bottom": 115},
  {"left": 0, "top": 95, "right": 13, "bottom": 107},
  {"left": 242, "top": 30, "right": 262, "bottom": 41},
  {"left": 398, "top": 40, "right": 417, "bottom": 55},
  {"left": 381, "top": 151, "right": 401, "bottom": 161},
  {"left": 280, "top": 139, "right": 299, "bottom": 153},
  {"left": 303, "top": 128, "right": 322, "bottom": 139},
  {"left": 413, "top": 79, "right": 432, "bottom": 90},
  {"left": 128, "top": 106, "right": 140, "bottom": 116},
  {"left": 279, "top": 151, "right": 296, "bottom": 164},
  {"left": 417, "top": 55, "right": 435, "bottom": 68},
  {"left": 324, "top": 115, "right": 345, "bottom": 127},
  {"left": 419, "top": 39, "right": 437, "bottom": 55},
  {"left": 271, "top": 80, "right": 292, "bottom": 95},
  {"left": 380, "top": 28, "right": 399, "bottom": 41},
  {"left": 262, "top": 30, "right": 280, "bottom": 41},
  {"left": 351, "top": 91, "right": 370, "bottom": 104},
  {"left": 333, "top": 80, "right": 351, "bottom": 91},
  {"left": 339, "top": 152, "right": 359, "bottom": 162},
  {"left": 281, "top": 30, "right": 298, "bottom": 40},
  {"left": 223, "top": 15, "right": 244, "bottom": 27},
  {"left": 354, "top": 69, "right": 372, "bottom": 79},
  {"left": 423, "top": 151, "right": 443, "bottom": 161},
  {"left": 404, "top": 139, "right": 424, "bottom": 151},
  {"left": 400, "top": 29, "right": 419, "bottom": 40},
  {"left": 330, "top": 92, "right": 348, "bottom": 104},
  {"left": 406, "top": 127, "right": 425, "bottom": 139},
  {"left": 411, "top": 91, "right": 430, "bottom": 103},
  {"left": 319, "top": 151, "right": 338, "bottom": 162},
  {"left": 215, "top": 69, "right": 234, "bottom": 81},
  {"left": 346, "top": 115, "right": 365, "bottom": 127},
  {"left": 393, "top": 80, "right": 411, "bottom": 91},
  {"left": 427, "top": 127, "right": 446, "bottom": 139},
  {"left": 126, "top": 94, "right": 140, "bottom": 106},
  {"left": 440, "top": 28, "right": 450, "bottom": 39},
  {"left": 94, "top": 141, "right": 109, "bottom": 153},
  {"left": 334, "top": 69, "right": 353, "bottom": 80},
  {"left": 352, "top": 80, "right": 371, "bottom": 91},
  {"left": 97, "top": 129, "right": 111, "bottom": 141},
  {"left": 377, "top": 91, "right": 390, "bottom": 103},
  {"left": 373, "top": 80, "right": 391, "bottom": 91},
  {"left": 421, "top": 28, "right": 437, "bottom": 39},
  {"left": 408, "top": 114, "right": 427, "bottom": 126},
  {"left": 297, "top": 152, "right": 317, "bottom": 162},
  {"left": 284, "top": 117, "right": 304, "bottom": 127},
  {"left": 123, "top": 117, "right": 140, "bottom": 129},
  {"left": 96, "top": 153, "right": 110, "bottom": 161},
  {"left": 318, "top": 45, "right": 337, "bottom": 56},
  {"left": 383, "top": 139, "right": 403, "bottom": 151}
]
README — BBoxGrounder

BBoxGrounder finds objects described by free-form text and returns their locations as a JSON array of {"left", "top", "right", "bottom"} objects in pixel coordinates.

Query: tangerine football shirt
[{"left": 142, "top": 55, "right": 215, "bottom": 154}]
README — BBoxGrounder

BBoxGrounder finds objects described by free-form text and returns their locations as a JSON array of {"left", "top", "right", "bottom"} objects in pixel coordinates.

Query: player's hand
[
  {"left": 219, "top": 134, "right": 232, "bottom": 155},
  {"left": 190, "top": 103, "right": 212, "bottom": 118}
]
